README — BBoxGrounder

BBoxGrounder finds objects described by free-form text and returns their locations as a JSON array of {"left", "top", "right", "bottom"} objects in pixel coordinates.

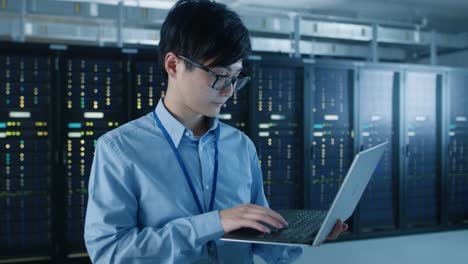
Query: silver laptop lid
[{"left": 312, "top": 141, "right": 388, "bottom": 246}]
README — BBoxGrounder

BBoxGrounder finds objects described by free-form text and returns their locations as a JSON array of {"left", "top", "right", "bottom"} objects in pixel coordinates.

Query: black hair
[{"left": 158, "top": 0, "right": 251, "bottom": 79}]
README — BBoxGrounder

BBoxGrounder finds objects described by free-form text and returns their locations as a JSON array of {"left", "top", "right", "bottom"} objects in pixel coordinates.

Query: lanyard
[{"left": 152, "top": 110, "right": 219, "bottom": 215}]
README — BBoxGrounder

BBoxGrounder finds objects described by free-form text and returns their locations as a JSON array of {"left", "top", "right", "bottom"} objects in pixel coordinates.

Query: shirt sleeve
[
  {"left": 247, "top": 140, "right": 304, "bottom": 264},
  {"left": 84, "top": 137, "right": 224, "bottom": 264}
]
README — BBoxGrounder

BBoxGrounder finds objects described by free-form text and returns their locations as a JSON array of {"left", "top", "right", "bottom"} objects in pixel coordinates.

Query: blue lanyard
[{"left": 152, "top": 110, "right": 219, "bottom": 215}]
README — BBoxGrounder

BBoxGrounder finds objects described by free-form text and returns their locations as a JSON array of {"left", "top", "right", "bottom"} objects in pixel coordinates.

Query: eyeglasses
[{"left": 179, "top": 55, "right": 250, "bottom": 91}]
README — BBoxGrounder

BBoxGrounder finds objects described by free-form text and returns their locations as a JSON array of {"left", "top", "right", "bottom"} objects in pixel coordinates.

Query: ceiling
[
  {"left": 61, "top": 0, "right": 468, "bottom": 33},
  {"left": 234, "top": 0, "right": 468, "bottom": 33}
]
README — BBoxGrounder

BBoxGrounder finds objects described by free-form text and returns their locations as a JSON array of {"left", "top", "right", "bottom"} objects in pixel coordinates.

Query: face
[{"left": 169, "top": 53, "right": 243, "bottom": 118}]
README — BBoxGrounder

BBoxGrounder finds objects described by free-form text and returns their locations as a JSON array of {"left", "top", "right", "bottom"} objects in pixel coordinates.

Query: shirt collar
[{"left": 155, "top": 99, "right": 219, "bottom": 147}]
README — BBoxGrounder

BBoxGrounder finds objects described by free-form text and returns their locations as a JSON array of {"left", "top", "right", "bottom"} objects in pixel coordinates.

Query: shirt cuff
[{"left": 188, "top": 210, "right": 225, "bottom": 245}]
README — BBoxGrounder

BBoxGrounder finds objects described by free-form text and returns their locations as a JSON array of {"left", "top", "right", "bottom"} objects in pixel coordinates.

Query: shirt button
[
  {"left": 205, "top": 185, "right": 210, "bottom": 190},
  {"left": 185, "top": 132, "right": 190, "bottom": 137}
]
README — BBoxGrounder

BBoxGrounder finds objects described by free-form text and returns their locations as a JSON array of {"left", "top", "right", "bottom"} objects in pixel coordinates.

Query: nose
[{"left": 219, "top": 82, "right": 234, "bottom": 98}]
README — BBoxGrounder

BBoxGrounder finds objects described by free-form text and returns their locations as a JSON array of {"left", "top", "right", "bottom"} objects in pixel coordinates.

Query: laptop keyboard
[{"left": 257, "top": 210, "right": 327, "bottom": 243}]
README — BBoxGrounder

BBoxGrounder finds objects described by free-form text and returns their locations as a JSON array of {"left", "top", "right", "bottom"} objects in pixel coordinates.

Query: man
[{"left": 84, "top": 0, "right": 347, "bottom": 263}]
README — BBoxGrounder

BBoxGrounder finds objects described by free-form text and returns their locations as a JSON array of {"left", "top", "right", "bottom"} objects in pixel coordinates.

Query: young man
[{"left": 84, "top": 0, "right": 347, "bottom": 263}]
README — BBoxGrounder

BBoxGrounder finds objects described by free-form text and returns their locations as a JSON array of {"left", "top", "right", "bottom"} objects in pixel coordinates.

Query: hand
[
  {"left": 326, "top": 220, "right": 349, "bottom": 240},
  {"left": 219, "top": 203, "right": 288, "bottom": 233}
]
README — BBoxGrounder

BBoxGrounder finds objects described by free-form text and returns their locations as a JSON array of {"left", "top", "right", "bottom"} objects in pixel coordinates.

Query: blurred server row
[
  {"left": 0, "top": 50, "right": 53, "bottom": 258},
  {"left": 0, "top": 43, "right": 467, "bottom": 262}
]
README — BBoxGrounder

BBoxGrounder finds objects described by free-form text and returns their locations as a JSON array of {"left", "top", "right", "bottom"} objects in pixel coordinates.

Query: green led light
[
  {"left": 75, "top": 188, "right": 88, "bottom": 195},
  {"left": 0, "top": 190, "right": 33, "bottom": 198}
]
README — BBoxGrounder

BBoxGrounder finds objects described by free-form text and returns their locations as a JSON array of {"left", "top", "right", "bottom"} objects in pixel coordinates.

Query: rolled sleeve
[{"left": 188, "top": 210, "right": 225, "bottom": 245}]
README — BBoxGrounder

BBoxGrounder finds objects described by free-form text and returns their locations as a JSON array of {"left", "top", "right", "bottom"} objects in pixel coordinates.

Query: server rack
[
  {"left": 354, "top": 65, "right": 399, "bottom": 234},
  {"left": 303, "top": 62, "right": 354, "bottom": 210},
  {"left": 303, "top": 61, "right": 355, "bottom": 239},
  {"left": 248, "top": 55, "right": 304, "bottom": 210},
  {"left": 445, "top": 70, "right": 468, "bottom": 226},
  {"left": 0, "top": 44, "right": 55, "bottom": 261},
  {"left": 401, "top": 69, "right": 442, "bottom": 228},
  {"left": 59, "top": 46, "right": 129, "bottom": 257}
]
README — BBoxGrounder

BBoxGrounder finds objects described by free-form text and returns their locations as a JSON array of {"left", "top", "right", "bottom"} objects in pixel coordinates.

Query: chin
[
  {"left": 204, "top": 107, "right": 221, "bottom": 118},
  {"left": 205, "top": 111, "right": 219, "bottom": 118}
]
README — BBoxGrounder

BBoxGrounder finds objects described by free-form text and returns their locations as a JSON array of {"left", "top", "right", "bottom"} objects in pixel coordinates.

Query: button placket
[{"left": 199, "top": 136, "right": 215, "bottom": 210}]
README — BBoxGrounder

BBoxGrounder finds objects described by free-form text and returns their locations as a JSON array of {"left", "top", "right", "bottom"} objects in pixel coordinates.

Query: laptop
[{"left": 221, "top": 141, "right": 388, "bottom": 247}]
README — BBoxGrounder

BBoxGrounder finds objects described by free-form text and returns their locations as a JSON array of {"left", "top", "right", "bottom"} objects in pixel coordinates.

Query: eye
[
  {"left": 210, "top": 67, "right": 226, "bottom": 76},
  {"left": 225, "top": 70, "right": 242, "bottom": 79}
]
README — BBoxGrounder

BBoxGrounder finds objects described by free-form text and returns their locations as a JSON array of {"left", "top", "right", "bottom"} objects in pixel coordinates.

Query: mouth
[{"left": 212, "top": 102, "right": 225, "bottom": 106}]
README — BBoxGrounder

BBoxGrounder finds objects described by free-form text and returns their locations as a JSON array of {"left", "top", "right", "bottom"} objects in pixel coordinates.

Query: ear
[{"left": 164, "top": 52, "right": 180, "bottom": 79}]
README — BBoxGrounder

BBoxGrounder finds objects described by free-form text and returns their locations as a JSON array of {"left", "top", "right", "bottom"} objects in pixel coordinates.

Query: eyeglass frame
[{"left": 178, "top": 55, "right": 250, "bottom": 91}]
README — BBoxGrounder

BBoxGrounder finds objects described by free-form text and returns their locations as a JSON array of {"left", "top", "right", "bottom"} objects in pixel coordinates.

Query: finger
[
  {"left": 247, "top": 204, "right": 288, "bottom": 226},
  {"left": 327, "top": 232, "right": 338, "bottom": 240},
  {"left": 242, "top": 205, "right": 287, "bottom": 227},
  {"left": 242, "top": 212, "right": 284, "bottom": 229},
  {"left": 241, "top": 207, "right": 286, "bottom": 228},
  {"left": 327, "top": 222, "right": 342, "bottom": 240},
  {"left": 239, "top": 219, "right": 271, "bottom": 233},
  {"left": 342, "top": 223, "right": 349, "bottom": 232}
]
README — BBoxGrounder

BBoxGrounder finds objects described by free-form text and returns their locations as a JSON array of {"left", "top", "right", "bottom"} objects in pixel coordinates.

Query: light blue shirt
[{"left": 84, "top": 99, "right": 303, "bottom": 263}]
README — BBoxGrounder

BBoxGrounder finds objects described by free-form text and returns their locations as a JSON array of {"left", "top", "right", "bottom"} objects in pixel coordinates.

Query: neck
[{"left": 163, "top": 89, "right": 207, "bottom": 137}]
